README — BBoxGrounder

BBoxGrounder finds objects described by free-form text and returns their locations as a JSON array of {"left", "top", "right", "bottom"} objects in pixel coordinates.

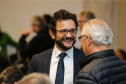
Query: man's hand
[{"left": 22, "top": 30, "right": 31, "bottom": 36}]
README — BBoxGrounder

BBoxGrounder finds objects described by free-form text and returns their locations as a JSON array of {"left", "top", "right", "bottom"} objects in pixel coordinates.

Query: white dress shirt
[{"left": 49, "top": 46, "right": 73, "bottom": 84}]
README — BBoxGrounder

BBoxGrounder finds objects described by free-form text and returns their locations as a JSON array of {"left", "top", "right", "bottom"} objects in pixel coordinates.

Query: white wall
[{"left": 0, "top": 0, "right": 84, "bottom": 41}]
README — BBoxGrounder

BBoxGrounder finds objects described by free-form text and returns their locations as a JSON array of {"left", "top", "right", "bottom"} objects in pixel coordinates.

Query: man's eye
[
  {"left": 60, "top": 30, "right": 67, "bottom": 33},
  {"left": 71, "top": 30, "right": 75, "bottom": 32},
  {"left": 70, "top": 30, "right": 76, "bottom": 33}
]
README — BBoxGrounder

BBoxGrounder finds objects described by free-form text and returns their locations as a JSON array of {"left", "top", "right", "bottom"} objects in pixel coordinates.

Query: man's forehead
[
  {"left": 56, "top": 19, "right": 75, "bottom": 25},
  {"left": 56, "top": 19, "right": 76, "bottom": 29},
  {"left": 56, "top": 19, "right": 74, "bottom": 22}
]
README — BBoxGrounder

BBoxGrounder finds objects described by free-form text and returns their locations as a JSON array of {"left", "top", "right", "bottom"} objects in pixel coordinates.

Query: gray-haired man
[{"left": 75, "top": 19, "right": 126, "bottom": 84}]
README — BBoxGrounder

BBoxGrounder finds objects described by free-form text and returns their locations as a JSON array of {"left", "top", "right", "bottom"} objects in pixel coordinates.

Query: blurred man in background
[
  {"left": 78, "top": 11, "right": 95, "bottom": 32},
  {"left": 19, "top": 15, "right": 54, "bottom": 60},
  {"left": 74, "top": 11, "right": 95, "bottom": 49},
  {"left": 75, "top": 19, "right": 126, "bottom": 84}
]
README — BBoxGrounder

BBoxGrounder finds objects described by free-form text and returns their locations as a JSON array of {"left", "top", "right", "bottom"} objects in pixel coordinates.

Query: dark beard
[{"left": 55, "top": 36, "right": 76, "bottom": 51}]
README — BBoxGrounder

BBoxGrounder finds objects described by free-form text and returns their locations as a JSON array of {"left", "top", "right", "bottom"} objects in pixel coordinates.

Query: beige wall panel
[{"left": 116, "top": 0, "right": 126, "bottom": 50}]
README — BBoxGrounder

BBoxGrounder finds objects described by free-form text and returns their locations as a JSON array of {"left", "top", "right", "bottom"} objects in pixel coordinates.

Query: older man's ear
[{"left": 87, "top": 35, "right": 92, "bottom": 46}]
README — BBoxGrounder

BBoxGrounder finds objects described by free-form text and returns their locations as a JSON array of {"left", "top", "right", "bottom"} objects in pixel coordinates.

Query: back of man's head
[
  {"left": 82, "top": 19, "right": 113, "bottom": 46},
  {"left": 17, "top": 73, "right": 51, "bottom": 84},
  {"left": 0, "top": 66, "right": 24, "bottom": 84}
]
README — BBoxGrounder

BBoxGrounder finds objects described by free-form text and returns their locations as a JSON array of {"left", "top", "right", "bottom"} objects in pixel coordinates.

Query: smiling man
[{"left": 28, "top": 9, "right": 85, "bottom": 84}]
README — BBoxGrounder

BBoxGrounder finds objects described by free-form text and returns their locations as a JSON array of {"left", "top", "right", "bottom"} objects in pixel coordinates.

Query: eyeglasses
[
  {"left": 78, "top": 35, "right": 87, "bottom": 41},
  {"left": 55, "top": 29, "right": 77, "bottom": 35},
  {"left": 78, "top": 35, "right": 92, "bottom": 41}
]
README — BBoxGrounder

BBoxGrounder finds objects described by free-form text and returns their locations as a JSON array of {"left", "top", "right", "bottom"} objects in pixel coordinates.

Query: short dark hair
[
  {"left": 0, "top": 66, "right": 24, "bottom": 84},
  {"left": 43, "top": 14, "right": 52, "bottom": 24},
  {"left": 49, "top": 9, "right": 78, "bottom": 33}
]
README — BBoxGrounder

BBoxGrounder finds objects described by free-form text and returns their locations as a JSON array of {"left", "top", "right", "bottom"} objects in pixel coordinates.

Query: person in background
[
  {"left": 17, "top": 73, "right": 51, "bottom": 84},
  {"left": 42, "top": 14, "right": 52, "bottom": 28},
  {"left": 28, "top": 9, "right": 85, "bottom": 84},
  {"left": 0, "top": 27, "right": 18, "bottom": 55},
  {"left": 0, "top": 66, "right": 24, "bottom": 84},
  {"left": 74, "top": 11, "right": 95, "bottom": 49},
  {"left": 19, "top": 15, "right": 54, "bottom": 60},
  {"left": 42, "top": 14, "right": 55, "bottom": 45},
  {"left": 116, "top": 49, "right": 126, "bottom": 60},
  {"left": 75, "top": 19, "right": 126, "bottom": 84},
  {"left": 78, "top": 11, "right": 95, "bottom": 32}
]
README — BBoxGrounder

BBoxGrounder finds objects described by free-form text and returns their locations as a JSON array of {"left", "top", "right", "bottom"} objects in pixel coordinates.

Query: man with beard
[{"left": 28, "top": 9, "right": 85, "bottom": 84}]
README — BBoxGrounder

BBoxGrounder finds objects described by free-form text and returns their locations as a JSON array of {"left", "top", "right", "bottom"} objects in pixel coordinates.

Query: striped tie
[{"left": 55, "top": 53, "right": 67, "bottom": 84}]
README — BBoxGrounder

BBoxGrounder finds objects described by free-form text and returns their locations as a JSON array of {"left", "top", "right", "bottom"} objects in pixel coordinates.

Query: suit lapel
[
  {"left": 73, "top": 47, "right": 83, "bottom": 80},
  {"left": 43, "top": 48, "right": 53, "bottom": 75}
]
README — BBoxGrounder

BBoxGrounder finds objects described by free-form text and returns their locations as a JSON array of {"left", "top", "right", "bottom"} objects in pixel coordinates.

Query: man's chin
[
  {"left": 55, "top": 40, "right": 75, "bottom": 51},
  {"left": 63, "top": 44, "right": 73, "bottom": 50},
  {"left": 63, "top": 42, "right": 73, "bottom": 48},
  {"left": 62, "top": 46, "right": 72, "bottom": 50}
]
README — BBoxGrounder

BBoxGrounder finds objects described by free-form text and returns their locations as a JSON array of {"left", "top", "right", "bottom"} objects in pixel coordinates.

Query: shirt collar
[{"left": 53, "top": 45, "right": 73, "bottom": 58}]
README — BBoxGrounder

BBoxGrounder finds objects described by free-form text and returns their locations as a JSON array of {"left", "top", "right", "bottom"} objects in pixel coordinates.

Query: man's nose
[{"left": 66, "top": 31, "right": 72, "bottom": 37}]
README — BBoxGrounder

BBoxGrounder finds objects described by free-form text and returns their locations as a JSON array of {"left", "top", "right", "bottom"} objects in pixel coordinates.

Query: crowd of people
[{"left": 0, "top": 9, "right": 126, "bottom": 84}]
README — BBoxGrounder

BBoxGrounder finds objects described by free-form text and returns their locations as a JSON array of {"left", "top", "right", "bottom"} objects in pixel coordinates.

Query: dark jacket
[
  {"left": 28, "top": 47, "right": 85, "bottom": 81},
  {"left": 19, "top": 28, "right": 54, "bottom": 59},
  {"left": 75, "top": 49, "right": 126, "bottom": 84}
]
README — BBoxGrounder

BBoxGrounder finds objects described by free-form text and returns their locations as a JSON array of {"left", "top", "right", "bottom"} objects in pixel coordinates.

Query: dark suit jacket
[{"left": 28, "top": 47, "right": 85, "bottom": 81}]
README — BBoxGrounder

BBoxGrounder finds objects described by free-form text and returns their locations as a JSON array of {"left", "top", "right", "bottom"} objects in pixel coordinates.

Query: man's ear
[
  {"left": 14, "top": 82, "right": 17, "bottom": 84},
  {"left": 49, "top": 30, "right": 55, "bottom": 39},
  {"left": 87, "top": 35, "right": 92, "bottom": 46}
]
